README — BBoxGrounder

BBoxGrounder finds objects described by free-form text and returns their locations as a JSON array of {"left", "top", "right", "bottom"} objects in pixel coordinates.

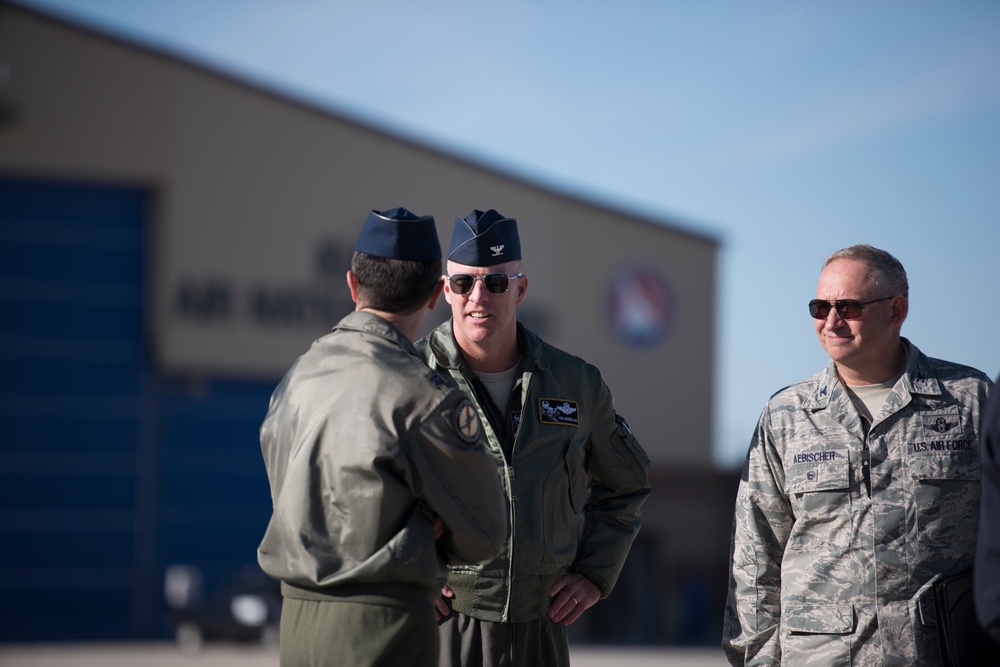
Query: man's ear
[
  {"left": 442, "top": 274, "right": 455, "bottom": 307},
  {"left": 514, "top": 273, "right": 528, "bottom": 306},
  {"left": 426, "top": 278, "right": 445, "bottom": 311},
  {"left": 346, "top": 270, "right": 360, "bottom": 304},
  {"left": 890, "top": 295, "right": 908, "bottom": 326}
]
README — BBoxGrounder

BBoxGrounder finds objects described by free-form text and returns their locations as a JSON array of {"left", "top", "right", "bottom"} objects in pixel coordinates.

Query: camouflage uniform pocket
[
  {"left": 781, "top": 603, "right": 853, "bottom": 667},
  {"left": 908, "top": 449, "right": 980, "bottom": 548},
  {"left": 784, "top": 454, "right": 853, "bottom": 551}
]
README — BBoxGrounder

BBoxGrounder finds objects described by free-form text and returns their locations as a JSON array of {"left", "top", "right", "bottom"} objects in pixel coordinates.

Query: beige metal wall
[{"left": 0, "top": 4, "right": 717, "bottom": 470}]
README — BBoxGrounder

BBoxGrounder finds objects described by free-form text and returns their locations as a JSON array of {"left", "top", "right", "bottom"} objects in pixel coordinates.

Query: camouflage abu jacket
[
  {"left": 416, "top": 320, "right": 652, "bottom": 623},
  {"left": 723, "top": 339, "right": 992, "bottom": 666}
]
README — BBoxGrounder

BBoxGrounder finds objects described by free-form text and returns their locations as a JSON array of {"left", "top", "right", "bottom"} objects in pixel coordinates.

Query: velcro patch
[
  {"left": 455, "top": 399, "right": 481, "bottom": 443},
  {"left": 922, "top": 413, "right": 959, "bottom": 434},
  {"left": 538, "top": 398, "right": 579, "bottom": 426}
]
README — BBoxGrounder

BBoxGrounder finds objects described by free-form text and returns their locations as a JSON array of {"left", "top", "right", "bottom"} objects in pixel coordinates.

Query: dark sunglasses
[
  {"left": 808, "top": 295, "right": 894, "bottom": 320},
  {"left": 447, "top": 272, "right": 524, "bottom": 295}
]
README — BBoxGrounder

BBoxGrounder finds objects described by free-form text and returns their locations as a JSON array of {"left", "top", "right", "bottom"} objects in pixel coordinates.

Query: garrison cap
[
  {"left": 354, "top": 207, "right": 441, "bottom": 261},
  {"left": 448, "top": 209, "right": 521, "bottom": 267}
]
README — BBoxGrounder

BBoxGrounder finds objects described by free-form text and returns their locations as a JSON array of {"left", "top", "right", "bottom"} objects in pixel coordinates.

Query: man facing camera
[
  {"left": 724, "top": 244, "right": 992, "bottom": 666},
  {"left": 418, "top": 208, "right": 652, "bottom": 667}
]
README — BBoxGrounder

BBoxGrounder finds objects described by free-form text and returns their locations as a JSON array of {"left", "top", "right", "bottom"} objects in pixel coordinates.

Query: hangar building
[{"left": 0, "top": 1, "right": 736, "bottom": 645}]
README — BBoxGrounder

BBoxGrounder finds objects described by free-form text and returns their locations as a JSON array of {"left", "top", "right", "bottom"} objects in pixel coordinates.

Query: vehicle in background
[{"left": 164, "top": 564, "right": 280, "bottom": 651}]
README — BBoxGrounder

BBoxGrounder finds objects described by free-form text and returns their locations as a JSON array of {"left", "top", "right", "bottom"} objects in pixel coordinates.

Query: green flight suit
[
  {"left": 416, "top": 320, "right": 651, "bottom": 665},
  {"left": 258, "top": 311, "right": 506, "bottom": 667}
]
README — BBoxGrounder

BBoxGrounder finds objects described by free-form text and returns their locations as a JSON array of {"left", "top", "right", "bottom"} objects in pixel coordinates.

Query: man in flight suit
[
  {"left": 418, "top": 208, "right": 652, "bottom": 667},
  {"left": 258, "top": 207, "right": 506, "bottom": 666},
  {"left": 723, "top": 244, "right": 992, "bottom": 666}
]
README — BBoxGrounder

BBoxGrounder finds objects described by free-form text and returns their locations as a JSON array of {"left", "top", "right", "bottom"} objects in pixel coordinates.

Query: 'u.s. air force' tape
[{"left": 455, "top": 400, "right": 482, "bottom": 443}]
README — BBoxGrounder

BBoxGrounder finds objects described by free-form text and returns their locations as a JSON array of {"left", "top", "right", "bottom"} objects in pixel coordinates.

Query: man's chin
[
  {"left": 822, "top": 338, "right": 854, "bottom": 355},
  {"left": 460, "top": 320, "right": 494, "bottom": 341},
  {"left": 826, "top": 345, "right": 865, "bottom": 367}
]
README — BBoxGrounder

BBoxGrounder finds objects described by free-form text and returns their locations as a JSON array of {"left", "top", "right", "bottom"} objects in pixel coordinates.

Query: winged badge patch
[
  {"left": 923, "top": 414, "right": 959, "bottom": 434},
  {"left": 538, "top": 398, "right": 579, "bottom": 426}
]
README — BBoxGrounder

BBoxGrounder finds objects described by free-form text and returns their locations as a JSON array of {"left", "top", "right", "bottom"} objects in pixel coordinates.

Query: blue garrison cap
[
  {"left": 447, "top": 209, "right": 521, "bottom": 267},
  {"left": 354, "top": 207, "right": 441, "bottom": 261}
]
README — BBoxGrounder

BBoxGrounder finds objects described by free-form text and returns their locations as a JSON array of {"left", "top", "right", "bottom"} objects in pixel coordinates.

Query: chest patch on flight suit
[
  {"left": 455, "top": 399, "right": 482, "bottom": 443},
  {"left": 538, "top": 398, "right": 579, "bottom": 426}
]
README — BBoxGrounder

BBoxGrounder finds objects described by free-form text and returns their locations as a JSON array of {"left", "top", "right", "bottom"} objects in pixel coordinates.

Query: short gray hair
[{"left": 823, "top": 244, "right": 909, "bottom": 299}]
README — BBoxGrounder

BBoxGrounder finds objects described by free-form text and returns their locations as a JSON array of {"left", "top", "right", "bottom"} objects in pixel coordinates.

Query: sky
[{"left": 16, "top": 0, "right": 1000, "bottom": 469}]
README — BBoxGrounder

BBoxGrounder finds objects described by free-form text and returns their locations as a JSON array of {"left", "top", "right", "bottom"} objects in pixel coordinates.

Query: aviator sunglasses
[
  {"left": 447, "top": 272, "right": 524, "bottom": 295},
  {"left": 808, "top": 295, "right": 894, "bottom": 320}
]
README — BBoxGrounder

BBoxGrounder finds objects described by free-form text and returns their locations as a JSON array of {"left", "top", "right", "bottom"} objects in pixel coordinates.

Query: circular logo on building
[{"left": 607, "top": 266, "right": 675, "bottom": 347}]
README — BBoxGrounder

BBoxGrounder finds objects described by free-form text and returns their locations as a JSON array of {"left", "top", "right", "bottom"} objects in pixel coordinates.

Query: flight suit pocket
[
  {"left": 565, "top": 444, "right": 587, "bottom": 514},
  {"left": 784, "top": 453, "right": 852, "bottom": 551},
  {"left": 781, "top": 603, "right": 853, "bottom": 667},
  {"left": 611, "top": 412, "right": 650, "bottom": 481},
  {"left": 541, "top": 452, "right": 584, "bottom": 565}
]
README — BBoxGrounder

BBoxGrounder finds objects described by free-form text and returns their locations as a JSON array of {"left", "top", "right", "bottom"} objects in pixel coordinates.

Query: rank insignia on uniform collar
[{"left": 538, "top": 399, "right": 579, "bottom": 426}]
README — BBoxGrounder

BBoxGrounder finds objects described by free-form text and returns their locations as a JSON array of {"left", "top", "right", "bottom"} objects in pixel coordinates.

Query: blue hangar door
[{"left": 0, "top": 178, "right": 155, "bottom": 640}]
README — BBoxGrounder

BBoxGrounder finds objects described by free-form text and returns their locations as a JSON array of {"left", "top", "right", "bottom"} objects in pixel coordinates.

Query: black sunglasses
[
  {"left": 447, "top": 272, "right": 523, "bottom": 295},
  {"left": 808, "top": 295, "right": 894, "bottom": 320}
]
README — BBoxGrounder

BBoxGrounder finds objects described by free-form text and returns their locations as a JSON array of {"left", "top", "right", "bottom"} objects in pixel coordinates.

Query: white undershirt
[
  {"left": 846, "top": 368, "right": 905, "bottom": 426},
  {"left": 474, "top": 363, "right": 520, "bottom": 410}
]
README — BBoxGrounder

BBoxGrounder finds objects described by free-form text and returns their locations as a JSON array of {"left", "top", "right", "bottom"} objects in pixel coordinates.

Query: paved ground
[{"left": 0, "top": 642, "right": 729, "bottom": 666}]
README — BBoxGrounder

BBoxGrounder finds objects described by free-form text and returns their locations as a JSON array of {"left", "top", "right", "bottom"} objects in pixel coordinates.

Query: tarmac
[{"left": 0, "top": 642, "right": 729, "bottom": 666}]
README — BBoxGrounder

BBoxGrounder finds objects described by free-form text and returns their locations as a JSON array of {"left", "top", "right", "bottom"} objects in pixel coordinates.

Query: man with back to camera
[
  {"left": 257, "top": 207, "right": 507, "bottom": 667},
  {"left": 416, "top": 208, "right": 652, "bottom": 667},
  {"left": 722, "top": 244, "right": 992, "bottom": 665}
]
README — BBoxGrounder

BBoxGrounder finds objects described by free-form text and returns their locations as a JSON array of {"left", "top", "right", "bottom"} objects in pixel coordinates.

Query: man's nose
[
  {"left": 825, "top": 308, "right": 845, "bottom": 327},
  {"left": 468, "top": 279, "right": 490, "bottom": 301}
]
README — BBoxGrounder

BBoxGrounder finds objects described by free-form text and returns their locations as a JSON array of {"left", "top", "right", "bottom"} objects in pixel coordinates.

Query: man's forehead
[
  {"left": 817, "top": 260, "right": 875, "bottom": 295},
  {"left": 447, "top": 259, "right": 520, "bottom": 274}
]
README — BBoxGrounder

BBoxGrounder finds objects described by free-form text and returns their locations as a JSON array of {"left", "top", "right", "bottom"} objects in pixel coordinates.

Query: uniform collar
[
  {"left": 334, "top": 310, "right": 416, "bottom": 354},
  {"left": 805, "top": 337, "right": 940, "bottom": 410},
  {"left": 426, "top": 320, "right": 551, "bottom": 372},
  {"left": 897, "top": 338, "right": 942, "bottom": 397}
]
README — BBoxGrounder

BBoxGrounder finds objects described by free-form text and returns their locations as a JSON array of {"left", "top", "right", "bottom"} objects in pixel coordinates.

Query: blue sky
[{"left": 19, "top": 0, "right": 1000, "bottom": 468}]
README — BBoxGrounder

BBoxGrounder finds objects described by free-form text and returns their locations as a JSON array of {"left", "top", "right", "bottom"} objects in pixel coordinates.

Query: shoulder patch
[
  {"left": 615, "top": 412, "right": 632, "bottom": 434},
  {"left": 455, "top": 399, "right": 482, "bottom": 443},
  {"left": 538, "top": 398, "right": 579, "bottom": 426}
]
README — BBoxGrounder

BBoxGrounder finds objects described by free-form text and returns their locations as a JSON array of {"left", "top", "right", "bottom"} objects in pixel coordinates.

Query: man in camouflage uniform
[
  {"left": 258, "top": 208, "right": 506, "bottom": 667},
  {"left": 723, "top": 244, "right": 992, "bottom": 666}
]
